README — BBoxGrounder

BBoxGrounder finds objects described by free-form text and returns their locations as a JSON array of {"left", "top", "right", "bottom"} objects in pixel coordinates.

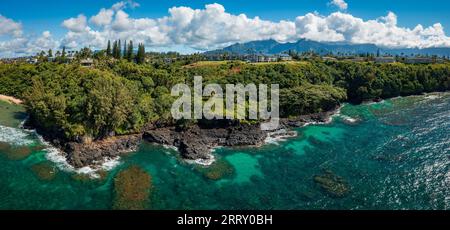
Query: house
[
  {"left": 375, "top": 56, "right": 396, "bottom": 63},
  {"left": 80, "top": 58, "right": 94, "bottom": 67},
  {"left": 344, "top": 57, "right": 366, "bottom": 62},
  {"left": 322, "top": 56, "right": 337, "bottom": 62},
  {"left": 256, "top": 54, "right": 266, "bottom": 62},
  {"left": 277, "top": 53, "right": 292, "bottom": 61},
  {"left": 404, "top": 57, "right": 433, "bottom": 64},
  {"left": 267, "top": 55, "right": 278, "bottom": 62},
  {"left": 27, "top": 57, "right": 38, "bottom": 64}
]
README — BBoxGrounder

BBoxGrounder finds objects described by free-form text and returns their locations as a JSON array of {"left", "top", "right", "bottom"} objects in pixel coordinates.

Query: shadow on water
[{"left": 13, "top": 111, "right": 27, "bottom": 121}]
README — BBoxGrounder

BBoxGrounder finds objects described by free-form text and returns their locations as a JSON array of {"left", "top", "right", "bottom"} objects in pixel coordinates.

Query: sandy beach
[{"left": 0, "top": 94, "right": 23, "bottom": 104}]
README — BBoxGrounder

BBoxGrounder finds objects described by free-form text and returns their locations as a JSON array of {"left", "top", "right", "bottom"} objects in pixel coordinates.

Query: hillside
[{"left": 205, "top": 39, "right": 450, "bottom": 57}]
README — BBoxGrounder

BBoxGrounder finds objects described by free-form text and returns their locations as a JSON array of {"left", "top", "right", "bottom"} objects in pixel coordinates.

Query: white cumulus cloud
[
  {"left": 90, "top": 8, "right": 114, "bottom": 27},
  {"left": 0, "top": 14, "right": 22, "bottom": 37},
  {"left": 329, "top": 0, "right": 348, "bottom": 10},
  {"left": 1, "top": 2, "right": 450, "bottom": 57},
  {"left": 62, "top": 14, "right": 88, "bottom": 33},
  {"left": 294, "top": 11, "right": 450, "bottom": 48}
]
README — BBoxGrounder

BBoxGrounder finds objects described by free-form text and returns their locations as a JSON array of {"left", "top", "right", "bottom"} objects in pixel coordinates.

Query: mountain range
[{"left": 204, "top": 39, "right": 450, "bottom": 57}]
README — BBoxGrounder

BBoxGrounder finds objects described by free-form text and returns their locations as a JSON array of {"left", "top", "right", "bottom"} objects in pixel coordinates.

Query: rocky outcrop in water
[
  {"left": 143, "top": 109, "right": 340, "bottom": 162},
  {"left": 280, "top": 108, "right": 338, "bottom": 127},
  {"left": 313, "top": 170, "right": 350, "bottom": 198},
  {"left": 143, "top": 123, "right": 267, "bottom": 160},
  {"left": 63, "top": 134, "right": 142, "bottom": 168}
]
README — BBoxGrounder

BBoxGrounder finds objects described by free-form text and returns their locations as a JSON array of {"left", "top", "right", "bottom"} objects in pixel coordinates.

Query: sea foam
[
  {"left": 35, "top": 132, "right": 121, "bottom": 178},
  {"left": 0, "top": 125, "right": 35, "bottom": 146},
  {"left": 265, "top": 129, "right": 297, "bottom": 145}
]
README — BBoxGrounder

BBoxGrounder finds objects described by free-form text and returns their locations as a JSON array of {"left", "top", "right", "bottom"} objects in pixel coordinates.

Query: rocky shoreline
[{"left": 30, "top": 106, "right": 340, "bottom": 169}]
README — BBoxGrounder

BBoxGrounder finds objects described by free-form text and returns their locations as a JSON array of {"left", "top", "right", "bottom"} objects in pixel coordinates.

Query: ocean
[{"left": 0, "top": 92, "right": 449, "bottom": 210}]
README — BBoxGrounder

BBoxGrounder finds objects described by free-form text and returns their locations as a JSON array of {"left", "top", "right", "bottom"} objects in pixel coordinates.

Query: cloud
[
  {"left": 0, "top": 31, "right": 59, "bottom": 57},
  {"left": 294, "top": 11, "right": 450, "bottom": 48},
  {"left": 112, "top": 0, "right": 140, "bottom": 11},
  {"left": 33, "top": 31, "right": 60, "bottom": 51},
  {"left": 90, "top": 8, "right": 114, "bottom": 27},
  {"left": 62, "top": 14, "right": 88, "bottom": 33},
  {"left": 329, "top": 0, "right": 348, "bottom": 10},
  {"left": 295, "top": 13, "right": 345, "bottom": 42},
  {"left": 1, "top": 2, "right": 450, "bottom": 57},
  {"left": 0, "top": 14, "right": 22, "bottom": 37},
  {"left": 159, "top": 3, "right": 296, "bottom": 49}
]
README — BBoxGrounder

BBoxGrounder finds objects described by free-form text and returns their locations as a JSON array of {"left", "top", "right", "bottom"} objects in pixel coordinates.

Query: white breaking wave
[
  {"left": 0, "top": 125, "right": 35, "bottom": 146},
  {"left": 185, "top": 147, "right": 217, "bottom": 166},
  {"left": 100, "top": 157, "right": 121, "bottom": 171},
  {"left": 18, "top": 115, "right": 29, "bottom": 129},
  {"left": 186, "top": 154, "right": 216, "bottom": 166},
  {"left": 35, "top": 133, "right": 121, "bottom": 178},
  {"left": 265, "top": 129, "right": 297, "bottom": 145},
  {"left": 424, "top": 94, "right": 443, "bottom": 100},
  {"left": 340, "top": 115, "right": 358, "bottom": 123},
  {"left": 162, "top": 144, "right": 178, "bottom": 152}
]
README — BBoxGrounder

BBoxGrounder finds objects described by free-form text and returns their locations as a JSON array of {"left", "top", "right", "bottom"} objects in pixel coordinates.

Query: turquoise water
[{"left": 0, "top": 93, "right": 449, "bottom": 210}]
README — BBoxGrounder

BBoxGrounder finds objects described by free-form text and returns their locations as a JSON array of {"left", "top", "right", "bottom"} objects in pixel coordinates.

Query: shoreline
[
  {"left": 17, "top": 91, "right": 449, "bottom": 171},
  {"left": 0, "top": 94, "right": 23, "bottom": 104},
  {"left": 27, "top": 107, "right": 339, "bottom": 171}
]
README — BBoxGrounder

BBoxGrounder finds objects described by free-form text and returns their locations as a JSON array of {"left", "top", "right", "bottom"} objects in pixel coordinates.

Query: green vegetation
[
  {"left": 20, "top": 62, "right": 160, "bottom": 140},
  {"left": 0, "top": 53, "right": 449, "bottom": 141}
]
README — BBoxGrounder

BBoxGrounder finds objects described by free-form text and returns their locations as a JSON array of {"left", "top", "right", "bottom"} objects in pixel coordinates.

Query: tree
[
  {"left": 61, "top": 46, "right": 66, "bottom": 58},
  {"left": 77, "top": 47, "right": 92, "bottom": 59},
  {"left": 55, "top": 46, "right": 67, "bottom": 63},
  {"left": 118, "top": 40, "right": 122, "bottom": 58},
  {"left": 38, "top": 51, "right": 48, "bottom": 62},
  {"left": 106, "top": 40, "right": 111, "bottom": 56},
  {"left": 48, "top": 49, "right": 53, "bottom": 58},
  {"left": 127, "top": 40, "right": 134, "bottom": 62},
  {"left": 123, "top": 40, "right": 127, "bottom": 59},
  {"left": 135, "top": 43, "right": 145, "bottom": 64},
  {"left": 112, "top": 40, "right": 119, "bottom": 59}
]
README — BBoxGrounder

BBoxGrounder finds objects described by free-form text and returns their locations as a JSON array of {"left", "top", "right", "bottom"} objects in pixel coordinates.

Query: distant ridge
[{"left": 204, "top": 39, "right": 450, "bottom": 57}]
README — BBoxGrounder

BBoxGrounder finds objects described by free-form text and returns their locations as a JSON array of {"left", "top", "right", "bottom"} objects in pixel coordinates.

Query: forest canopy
[{"left": 1, "top": 59, "right": 449, "bottom": 141}]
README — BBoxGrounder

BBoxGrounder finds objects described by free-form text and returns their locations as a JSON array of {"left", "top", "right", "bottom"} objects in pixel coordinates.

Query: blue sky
[
  {"left": 1, "top": 0, "right": 449, "bottom": 34},
  {"left": 1, "top": 0, "right": 450, "bottom": 56}
]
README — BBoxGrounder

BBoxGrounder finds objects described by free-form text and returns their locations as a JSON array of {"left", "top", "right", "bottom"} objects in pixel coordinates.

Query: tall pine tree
[
  {"left": 112, "top": 40, "right": 119, "bottom": 59},
  {"left": 127, "top": 40, "right": 134, "bottom": 62},
  {"left": 135, "top": 43, "right": 145, "bottom": 64},
  {"left": 61, "top": 46, "right": 66, "bottom": 58},
  {"left": 123, "top": 40, "right": 127, "bottom": 59},
  {"left": 118, "top": 40, "right": 121, "bottom": 58},
  {"left": 106, "top": 40, "right": 111, "bottom": 56}
]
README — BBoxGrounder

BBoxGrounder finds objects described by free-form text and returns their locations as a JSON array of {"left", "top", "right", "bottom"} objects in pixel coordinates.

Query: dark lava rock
[
  {"left": 226, "top": 125, "right": 266, "bottom": 146},
  {"left": 144, "top": 123, "right": 267, "bottom": 160},
  {"left": 179, "top": 139, "right": 211, "bottom": 159},
  {"left": 64, "top": 134, "right": 142, "bottom": 168},
  {"left": 314, "top": 171, "right": 350, "bottom": 198},
  {"left": 373, "top": 97, "right": 383, "bottom": 103},
  {"left": 34, "top": 107, "right": 341, "bottom": 168}
]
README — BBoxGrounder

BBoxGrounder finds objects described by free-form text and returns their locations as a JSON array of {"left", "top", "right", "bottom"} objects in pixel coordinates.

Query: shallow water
[{"left": 0, "top": 93, "right": 449, "bottom": 210}]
